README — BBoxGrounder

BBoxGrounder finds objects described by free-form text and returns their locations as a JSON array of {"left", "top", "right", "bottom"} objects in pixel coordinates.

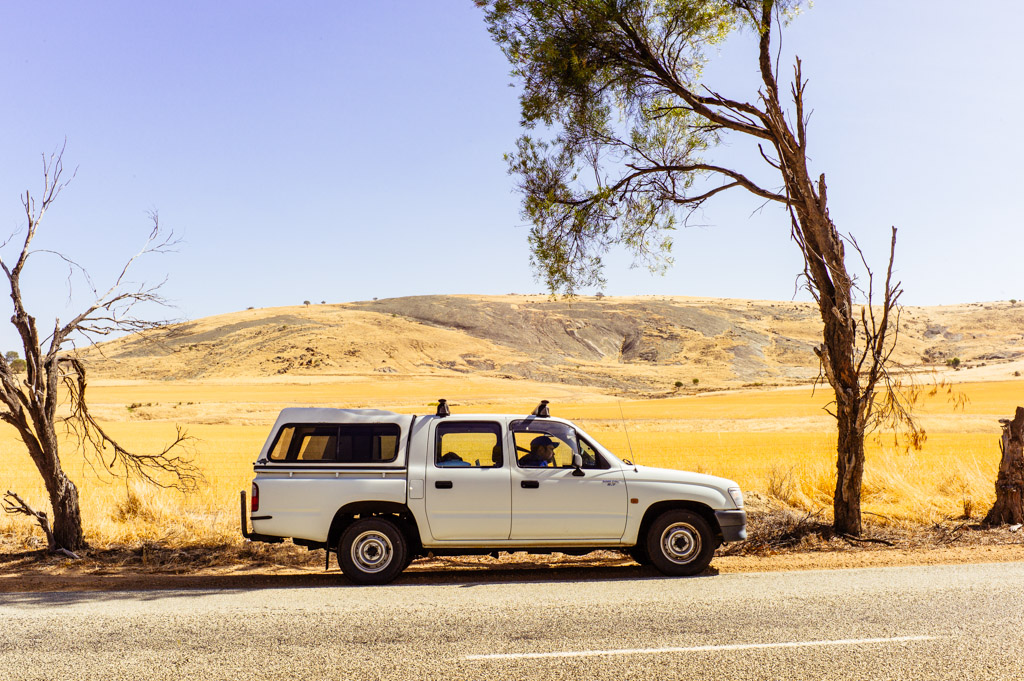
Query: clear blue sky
[{"left": 0, "top": 1, "right": 1021, "bottom": 352}]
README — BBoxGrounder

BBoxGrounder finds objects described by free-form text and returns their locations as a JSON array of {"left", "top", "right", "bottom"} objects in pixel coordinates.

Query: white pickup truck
[{"left": 241, "top": 400, "right": 746, "bottom": 584}]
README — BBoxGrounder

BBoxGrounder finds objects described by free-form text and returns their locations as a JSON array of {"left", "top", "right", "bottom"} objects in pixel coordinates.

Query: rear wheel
[
  {"left": 645, "top": 510, "right": 715, "bottom": 577},
  {"left": 338, "top": 517, "right": 408, "bottom": 585}
]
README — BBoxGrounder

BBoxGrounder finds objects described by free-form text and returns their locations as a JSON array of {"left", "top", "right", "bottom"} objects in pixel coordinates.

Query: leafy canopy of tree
[{"left": 483, "top": 0, "right": 806, "bottom": 292}]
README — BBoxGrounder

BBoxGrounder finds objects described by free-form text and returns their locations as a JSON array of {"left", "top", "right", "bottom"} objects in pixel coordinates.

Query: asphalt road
[{"left": 2, "top": 562, "right": 1023, "bottom": 680}]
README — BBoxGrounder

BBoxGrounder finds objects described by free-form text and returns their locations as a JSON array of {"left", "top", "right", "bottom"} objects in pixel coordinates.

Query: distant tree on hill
[
  {"left": 0, "top": 146, "right": 197, "bottom": 555},
  {"left": 480, "top": 0, "right": 917, "bottom": 535},
  {"left": 4, "top": 351, "right": 26, "bottom": 373}
]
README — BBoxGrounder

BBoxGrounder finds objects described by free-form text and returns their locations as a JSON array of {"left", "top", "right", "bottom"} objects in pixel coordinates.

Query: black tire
[
  {"left": 645, "top": 509, "right": 715, "bottom": 577},
  {"left": 338, "top": 517, "right": 408, "bottom": 585}
]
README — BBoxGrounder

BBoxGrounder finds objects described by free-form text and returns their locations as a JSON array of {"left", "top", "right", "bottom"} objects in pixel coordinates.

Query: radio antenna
[{"left": 617, "top": 401, "right": 638, "bottom": 471}]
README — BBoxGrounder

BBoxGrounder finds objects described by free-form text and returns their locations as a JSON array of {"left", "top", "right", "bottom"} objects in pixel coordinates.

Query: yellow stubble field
[{"left": 1, "top": 376, "right": 1018, "bottom": 548}]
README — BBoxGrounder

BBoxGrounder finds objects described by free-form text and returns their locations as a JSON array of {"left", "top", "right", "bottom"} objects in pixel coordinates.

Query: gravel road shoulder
[{"left": 2, "top": 542, "right": 1022, "bottom": 594}]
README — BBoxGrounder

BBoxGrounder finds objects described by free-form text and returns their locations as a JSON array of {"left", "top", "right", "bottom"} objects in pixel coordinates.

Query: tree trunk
[
  {"left": 983, "top": 406, "right": 1024, "bottom": 526},
  {"left": 49, "top": 473, "right": 85, "bottom": 551},
  {"left": 833, "top": 391, "right": 865, "bottom": 535},
  {"left": 33, "top": 436, "right": 87, "bottom": 552}
]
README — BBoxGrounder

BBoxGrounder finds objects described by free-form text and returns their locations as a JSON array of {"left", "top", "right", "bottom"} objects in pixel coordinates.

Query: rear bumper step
[{"left": 239, "top": 490, "right": 285, "bottom": 543}]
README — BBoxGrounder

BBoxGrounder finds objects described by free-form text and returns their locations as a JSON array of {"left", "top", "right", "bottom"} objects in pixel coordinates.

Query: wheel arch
[
  {"left": 327, "top": 501, "right": 422, "bottom": 556},
  {"left": 637, "top": 500, "right": 722, "bottom": 547}
]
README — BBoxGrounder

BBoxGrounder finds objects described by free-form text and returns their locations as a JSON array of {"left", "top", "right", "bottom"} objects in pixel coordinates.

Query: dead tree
[
  {"left": 0, "top": 145, "right": 198, "bottom": 553},
  {"left": 983, "top": 407, "right": 1024, "bottom": 526}
]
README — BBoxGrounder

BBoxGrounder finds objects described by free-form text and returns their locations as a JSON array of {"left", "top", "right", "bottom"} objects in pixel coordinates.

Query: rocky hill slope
[{"left": 79, "top": 295, "right": 1024, "bottom": 394}]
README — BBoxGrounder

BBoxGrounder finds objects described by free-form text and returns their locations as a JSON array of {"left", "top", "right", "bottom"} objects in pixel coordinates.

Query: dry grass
[{"left": 1, "top": 379, "right": 1018, "bottom": 560}]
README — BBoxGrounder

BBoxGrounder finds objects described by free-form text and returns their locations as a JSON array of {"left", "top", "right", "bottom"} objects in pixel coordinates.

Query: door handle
[
  {"left": 521, "top": 480, "right": 539, "bottom": 489},
  {"left": 435, "top": 480, "right": 453, "bottom": 489}
]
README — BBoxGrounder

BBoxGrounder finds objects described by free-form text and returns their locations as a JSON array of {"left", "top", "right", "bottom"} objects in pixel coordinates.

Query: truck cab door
[
  {"left": 509, "top": 428, "right": 628, "bottom": 540},
  {"left": 423, "top": 419, "right": 512, "bottom": 541}
]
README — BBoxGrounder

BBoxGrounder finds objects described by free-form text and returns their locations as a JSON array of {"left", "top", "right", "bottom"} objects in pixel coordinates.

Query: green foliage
[
  {"left": 692, "top": 377, "right": 699, "bottom": 385},
  {"left": 946, "top": 357, "right": 961, "bottom": 369},
  {"left": 479, "top": 0, "right": 802, "bottom": 293},
  {"left": 4, "top": 350, "right": 25, "bottom": 373},
  {"left": 674, "top": 380, "right": 684, "bottom": 388}
]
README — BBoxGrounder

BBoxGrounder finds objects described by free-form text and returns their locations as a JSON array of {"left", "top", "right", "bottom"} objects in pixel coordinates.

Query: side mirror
[{"left": 571, "top": 453, "right": 585, "bottom": 476}]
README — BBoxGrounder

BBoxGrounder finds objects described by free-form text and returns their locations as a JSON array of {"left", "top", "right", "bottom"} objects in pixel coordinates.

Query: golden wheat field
[{"left": 1, "top": 378, "right": 1019, "bottom": 549}]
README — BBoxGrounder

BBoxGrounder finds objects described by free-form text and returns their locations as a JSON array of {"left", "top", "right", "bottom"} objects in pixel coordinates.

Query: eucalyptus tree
[{"left": 480, "top": 0, "right": 914, "bottom": 534}]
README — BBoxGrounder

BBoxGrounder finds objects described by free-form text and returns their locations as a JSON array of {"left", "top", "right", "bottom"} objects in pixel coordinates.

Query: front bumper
[{"left": 715, "top": 509, "right": 748, "bottom": 542}]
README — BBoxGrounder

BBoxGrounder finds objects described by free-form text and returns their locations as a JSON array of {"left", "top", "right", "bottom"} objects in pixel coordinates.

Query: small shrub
[
  {"left": 1015, "top": 371, "right": 1021, "bottom": 377},
  {"left": 692, "top": 378, "right": 700, "bottom": 385},
  {"left": 1011, "top": 299, "right": 1017, "bottom": 305},
  {"left": 961, "top": 495, "right": 974, "bottom": 520},
  {"left": 303, "top": 300, "right": 311, "bottom": 306},
  {"left": 766, "top": 465, "right": 796, "bottom": 503},
  {"left": 946, "top": 357, "right": 961, "bottom": 369},
  {"left": 674, "top": 380, "right": 684, "bottom": 388}
]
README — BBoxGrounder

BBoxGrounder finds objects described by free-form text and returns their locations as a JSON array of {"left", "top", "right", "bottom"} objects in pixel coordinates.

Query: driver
[{"left": 520, "top": 435, "right": 558, "bottom": 467}]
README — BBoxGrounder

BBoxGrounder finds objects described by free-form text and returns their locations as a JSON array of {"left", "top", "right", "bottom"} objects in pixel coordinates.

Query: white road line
[{"left": 464, "top": 635, "right": 938, "bottom": 661}]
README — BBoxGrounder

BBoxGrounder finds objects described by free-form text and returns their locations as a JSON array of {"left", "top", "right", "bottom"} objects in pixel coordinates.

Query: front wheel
[
  {"left": 645, "top": 510, "right": 715, "bottom": 576},
  {"left": 338, "top": 517, "right": 408, "bottom": 585}
]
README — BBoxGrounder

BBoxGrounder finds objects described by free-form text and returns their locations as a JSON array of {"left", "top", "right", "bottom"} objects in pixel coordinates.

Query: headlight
[{"left": 728, "top": 487, "right": 744, "bottom": 508}]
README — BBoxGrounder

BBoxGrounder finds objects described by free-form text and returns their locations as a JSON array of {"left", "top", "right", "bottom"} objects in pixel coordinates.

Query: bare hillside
[{"left": 78, "top": 295, "right": 1024, "bottom": 394}]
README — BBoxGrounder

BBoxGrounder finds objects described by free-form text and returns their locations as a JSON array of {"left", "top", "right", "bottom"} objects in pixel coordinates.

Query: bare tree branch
[{"left": 59, "top": 357, "right": 199, "bottom": 490}]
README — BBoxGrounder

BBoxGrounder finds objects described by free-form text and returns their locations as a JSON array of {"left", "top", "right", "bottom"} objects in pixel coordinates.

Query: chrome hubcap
[
  {"left": 661, "top": 522, "right": 701, "bottom": 564},
  {"left": 351, "top": 531, "right": 394, "bottom": 573}
]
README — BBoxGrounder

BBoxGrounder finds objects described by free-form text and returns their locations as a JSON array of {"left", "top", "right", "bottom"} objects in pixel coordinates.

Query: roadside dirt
[{"left": 3, "top": 532, "right": 1022, "bottom": 594}]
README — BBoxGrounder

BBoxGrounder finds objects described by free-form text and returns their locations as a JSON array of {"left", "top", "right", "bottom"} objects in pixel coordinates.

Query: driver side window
[{"left": 510, "top": 419, "right": 578, "bottom": 468}]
